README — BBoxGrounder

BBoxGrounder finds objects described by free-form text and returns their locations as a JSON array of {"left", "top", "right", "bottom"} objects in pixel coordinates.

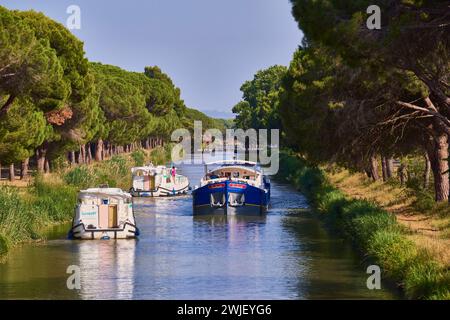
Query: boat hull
[
  {"left": 69, "top": 222, "right": 139, "bottom": 240},
  {"left": 192, "top": 180, "right": 270, "bottom": 216},
  {"left": 130, "top": 182, "right": 189, "bottom": 197}
]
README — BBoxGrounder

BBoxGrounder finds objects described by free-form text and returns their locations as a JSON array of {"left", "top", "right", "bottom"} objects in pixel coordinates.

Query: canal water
[{"left": 0, "top": 157, "right": 400, "bottom": 299}]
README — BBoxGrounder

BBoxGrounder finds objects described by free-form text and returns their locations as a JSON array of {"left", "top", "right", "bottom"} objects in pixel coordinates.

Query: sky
[{"left": 2, "top": 0, "right": 303, "bottom": 118}]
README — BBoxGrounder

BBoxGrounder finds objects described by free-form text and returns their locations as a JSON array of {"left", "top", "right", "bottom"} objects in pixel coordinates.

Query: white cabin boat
[
  {"left": 68, "top": 188, "right": 139, "bottom": 240},
  {"left": 130, "top": 164, "right": 189, "bottom": 197}
]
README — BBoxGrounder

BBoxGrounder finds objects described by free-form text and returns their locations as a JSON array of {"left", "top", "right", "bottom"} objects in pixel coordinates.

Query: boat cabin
[
  {"left": 76, "top": 188, "right": 133, "bottom": 230},
  {"left": 202, "top": 161, "right": 262, "bottom": 187}
]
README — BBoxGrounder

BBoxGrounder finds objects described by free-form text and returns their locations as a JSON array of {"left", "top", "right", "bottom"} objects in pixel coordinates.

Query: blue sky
[{"left": 2, "top": 0, "right": 303, "bottom": 118}]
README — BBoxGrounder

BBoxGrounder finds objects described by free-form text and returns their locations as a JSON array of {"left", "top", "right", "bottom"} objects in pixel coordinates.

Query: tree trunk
[
  {"left": 426, "top": 133, "right": 449, "bottom": 202},
  {"left": 381, "top": 157, "right": 388, "bottom": 182},
  {"left": 0, "top": 162, "right": 2, "bottom": 180},
  {"left": 9, "top": 164, "right": 15, "bottom": 182},
  {"left": 21, "top": 158, "right": 29, "bottom": 180},
  {"left": 36, "top": 147, "right": 47, "bottom": 174},
  {"left": 369, "top": 156, "right": 380, "bottom": 182},
  {"left": 424, "top": 152, "right": 431, "bottom": 190},
  {"left": 386, "top": 158, "right": 394, "bottom": 179},
  {"left": 95, "top": 139, "right": 104, "bottom": 161},
  {"left": 86, "top": 144, "right": 92, "bottom": 164},
  {"left": 78, "top": 145, "right": 86, "bottom": 164},
  {"left": 0, "top": 94, "right": 16, "bottom": 117},
  {"left": 70, "top": 151, "right": 76, "bottom": 166},
  {"left": 44, "top": 159, "right": 50, "bottom": 174}
]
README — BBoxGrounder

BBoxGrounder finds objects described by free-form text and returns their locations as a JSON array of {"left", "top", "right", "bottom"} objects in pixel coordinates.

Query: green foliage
[
  {"left": 0, "top": 99, "right": 49, "bottom": 164},
  {"left": 413, "top": 189, "right": 436, "bottom": 212},
  {"left": 150, "top": 145, "right": 172, "bottom": 166},
  {"left": 0, "top": 233, "right": 9, "bottom": 256},
  {"left": 32, "top": 176, "right": 78, "bottom": 223},
  {"left": 182, "top": 108, "right": 227, "bottom": 132},
  {"left": 0, "top": 6, "right": 67, "bottom": 113},
  {"left": 63, "top": 166, "right": 95, "bottom": 189},
  {"left": 404, "top": 258, "right": 450, "bottom": 300},
  {"left": 368, "top": 230, "right": 418, "bottom": 279},
  {"left": 63, "top": 155, "right": 131, "bottom": 190},
  {"left": 0, "top": 180, "right": 77, "bottom": 257},
  {"left": 108, "top": 155, "right": 129, "bottom": 177},
  {"left": 131, "top": 150, "right": 146, "bottom": 167},
  {"left": 233, "top": 65, "right": 286, "bottom": 130}
]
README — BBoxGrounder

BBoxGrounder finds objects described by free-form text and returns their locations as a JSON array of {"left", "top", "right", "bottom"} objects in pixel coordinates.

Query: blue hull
[{"left": 192, "top": 180, "right": 270, "bottom": 216}]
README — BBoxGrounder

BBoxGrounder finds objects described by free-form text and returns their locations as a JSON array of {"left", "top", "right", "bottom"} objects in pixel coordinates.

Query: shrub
[
  {"left": 131, "top": 150, "right": 146, "bottom": 167},
  {"left": 33, "top": 178, "right": 77, "bottom": 223},
  {"left": 367, "top": 230, "right": 417, "bottom": 279},
  {"left": 63, "top": 166, "right": 94, "bottom": 188},
  {"left": 0, "top": 233, "right": 10, "bottom": 256},
  {"left": 412, "top": 189, "right": 435, "bottom": 212},
  {"left": 404, "top": 257, "right": 450, "bottom": 300},
  {"left": 150, "top": 146, "right": 170, "bottom": 165},
  {"left": 108, "top": 155, "right": 129, "bottom": 176}
]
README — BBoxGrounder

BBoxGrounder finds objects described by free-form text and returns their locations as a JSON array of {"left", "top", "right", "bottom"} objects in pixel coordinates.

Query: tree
[
  {"left": 0, "top": 6, "right": 68, "bottom": 117},
  {"left": 0, "top": 98, "right": 49, "bottom": 164},
  {"left": 16, "top": 10, "right": 101, "bottom": 170},
  {"left": 232, "top": 65, "right": 286, "bottom": 130},
  {"left": 288, "top": 0, "right": 450, "bottom": 201}
]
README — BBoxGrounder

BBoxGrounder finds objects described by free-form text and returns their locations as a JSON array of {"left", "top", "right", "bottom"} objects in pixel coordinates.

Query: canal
[{"left": 0, "top": 158, "right": 400, "bottom": 299}]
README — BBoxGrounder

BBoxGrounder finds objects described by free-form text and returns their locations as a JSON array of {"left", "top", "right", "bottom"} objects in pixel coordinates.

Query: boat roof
[
  {"left": 209, "top": 165, "right": 260, "bottom": 174},
  {"left": 79, "top": 188, "right": 131, "bottom": 199},
  {"left": 131, "top": 165, "right": 167, "bottom": 173},
  {"left": 206, "top": 160, "right": 257, "bottom": 167}
]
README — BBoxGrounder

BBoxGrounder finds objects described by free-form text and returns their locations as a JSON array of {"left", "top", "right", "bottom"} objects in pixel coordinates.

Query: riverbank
[
  {"left": 277, "top": 151, "right": 450, "bottom": 300},
  {"left": 0, "top": 146, "right": 171, "bottom": 260}
]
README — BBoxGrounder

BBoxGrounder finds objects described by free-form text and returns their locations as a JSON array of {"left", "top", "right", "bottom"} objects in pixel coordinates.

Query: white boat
[
  {"left": 68, "top": 188, "right": 139, "bottom": 240},
  {"left": 129, "top": 164, "right": 189, "bottom": 197}
]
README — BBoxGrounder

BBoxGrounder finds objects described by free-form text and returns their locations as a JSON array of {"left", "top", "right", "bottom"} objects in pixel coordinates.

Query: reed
[{"left": 0, "top": 178, "right": 77, "bottom": 257}]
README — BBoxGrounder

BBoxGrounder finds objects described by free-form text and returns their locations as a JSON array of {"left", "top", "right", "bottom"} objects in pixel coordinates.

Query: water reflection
[{"left": 75, "top": 240, "right": 136, "bottom": 300}]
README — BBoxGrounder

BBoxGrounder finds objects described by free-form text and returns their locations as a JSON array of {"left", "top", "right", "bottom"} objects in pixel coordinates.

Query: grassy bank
[
  {"left": 277, "top": 150, "right": 450, "bottom": 300},
  {"left": 0, "top": 178, "right": 77, "bottom": 257},
  {"left": 0, "top": 147, "right": 171, "bottom": 259}
]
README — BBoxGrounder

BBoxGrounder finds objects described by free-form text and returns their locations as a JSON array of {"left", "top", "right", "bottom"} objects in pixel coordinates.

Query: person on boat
[{"left": 171, "top": 166, "right": 177, "bottom": 183}]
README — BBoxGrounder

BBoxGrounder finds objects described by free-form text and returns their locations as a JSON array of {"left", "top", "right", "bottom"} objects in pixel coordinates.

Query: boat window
[{"left": 102, "top": 199, "right": 109, "bottom": 205}]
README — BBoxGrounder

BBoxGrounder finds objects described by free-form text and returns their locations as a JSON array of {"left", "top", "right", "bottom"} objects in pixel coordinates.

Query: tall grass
[
  {"left": 277, "top": 150, "right": 450, "bottom": 300},
  {"left": 63, "top": 155, "right": 132, "bottom": 190},
  {"left": 150, "top": 145, "right": 173, "bottom": 165},
  {"left": 0, "top": 177, "right": 77, "bottom": 257},
  {"left": 131, "top": 150, "right": 146, "bottom": 167}
]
